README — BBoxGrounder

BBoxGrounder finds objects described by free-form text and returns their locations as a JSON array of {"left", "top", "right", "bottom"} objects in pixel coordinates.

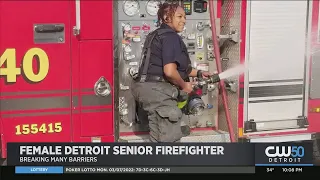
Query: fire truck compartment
[
  {"left": 0, "top": 1, "right": 73, "bottom": 153},
  {"left": 77, "top": 40, "right": 114, "bottom": 138},
  {"left": 243, "top": 1, "right": 311, "bottom": 132}
]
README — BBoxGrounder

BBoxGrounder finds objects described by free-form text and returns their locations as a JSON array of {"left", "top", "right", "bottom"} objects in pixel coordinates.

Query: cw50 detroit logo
[{"left": 265, "top": 146, "right": 304, "bottom": 163}]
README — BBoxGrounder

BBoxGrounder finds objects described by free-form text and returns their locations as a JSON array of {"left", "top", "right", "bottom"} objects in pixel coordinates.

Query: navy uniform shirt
[{"left": 147, "top": 23, "right": 191, "bottom": 80}]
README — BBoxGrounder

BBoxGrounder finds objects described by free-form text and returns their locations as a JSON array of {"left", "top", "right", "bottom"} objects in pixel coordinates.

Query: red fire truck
[{"left": 0, "top": 0, "right": 319, "bottom": 164}]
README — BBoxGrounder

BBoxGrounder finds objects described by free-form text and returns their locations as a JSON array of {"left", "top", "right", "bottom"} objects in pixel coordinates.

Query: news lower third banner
[{"left": 6, "top": 142, "right": 314, "bottom": 168}]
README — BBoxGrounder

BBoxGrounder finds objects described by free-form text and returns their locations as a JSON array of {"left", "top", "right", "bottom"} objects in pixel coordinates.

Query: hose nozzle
[{"left": 209, "top": 74, "right": 220, "bottom": 84}]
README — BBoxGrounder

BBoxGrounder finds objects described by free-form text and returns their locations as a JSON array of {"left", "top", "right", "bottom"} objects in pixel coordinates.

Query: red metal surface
[
  {"left": 79, "top": 1, "right": 113, "bottom": 40},
  {"left": 73, "top": 40, "right": 114, "bottom": 139},
  {"left": 0, "top": 1, "right": 73, "bottom": 158},
  {"left": 308, "top": 0, "right": 320, "bottom": 133},
  {"left": 0, "top": 1, "right": 115, "bottom": 158},
  {"left": 0, "top": 2, "right": 72, "bottom": 92},
  {"left": 238, "top": 1, "right": 247, "bottom": 130},
  {"left": 216, "top": 0, "right": 222, "bottom": 18},
  {"left": 71, "top": 1, "right": 115, "bottom": 142},
  {"left": 208, "top": 0, "right": 235, "bottom": 142}
]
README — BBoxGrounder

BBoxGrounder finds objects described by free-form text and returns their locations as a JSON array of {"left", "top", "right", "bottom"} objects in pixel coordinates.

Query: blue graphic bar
[
  {"left": 15, "top": 166, "right": 64, "bottom": 174},
  {"left": 255, "top": 164, "right": 313, "bottom": 166}
]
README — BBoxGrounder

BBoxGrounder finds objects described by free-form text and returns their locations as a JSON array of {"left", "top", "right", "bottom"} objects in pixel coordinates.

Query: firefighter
[{"left": 131, "top": 2, "right": 212, "bottom": 142}]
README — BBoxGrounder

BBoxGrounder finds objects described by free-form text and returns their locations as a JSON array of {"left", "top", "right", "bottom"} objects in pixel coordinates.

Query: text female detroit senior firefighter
[{"left": 19, "top": 145, "right": 224, "bottom": 156}]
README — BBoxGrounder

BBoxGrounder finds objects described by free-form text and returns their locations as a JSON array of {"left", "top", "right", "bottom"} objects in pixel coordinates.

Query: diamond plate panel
[
  {"left": 217, "top": 0, "right": 242, "bottom": 139},
  {"left": 119, "top": 130, "right": 231, "bottom": 142},
  {"left": 181, "top": 131, "right": 231, "bottom": 142}
]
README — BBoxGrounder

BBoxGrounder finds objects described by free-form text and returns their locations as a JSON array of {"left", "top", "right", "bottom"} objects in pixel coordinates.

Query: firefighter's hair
[{"left": 156, "top": 2, "right": 181, "bottom": 27}]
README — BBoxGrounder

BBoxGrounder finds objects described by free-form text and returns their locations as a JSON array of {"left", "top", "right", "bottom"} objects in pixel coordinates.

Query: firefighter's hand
[
  {"left": 202, "top": 70, "right": 219, "bottom": 79},
  {"left": 201, "top": 71, "right": 213, "bottom": 79},
  {"left": 182, "top": 82, "right": 194, "bottom": 94}
]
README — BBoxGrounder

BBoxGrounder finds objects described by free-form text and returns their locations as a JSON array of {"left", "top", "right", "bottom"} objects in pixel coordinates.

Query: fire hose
[
  {"left": 177, "top": 74, "right": 220, "bottom": 115},
  {"left": 208, "top": 0, "right": 235, "bottom": 142}
]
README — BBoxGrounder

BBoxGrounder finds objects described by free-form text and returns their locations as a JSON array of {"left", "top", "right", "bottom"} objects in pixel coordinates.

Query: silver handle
[
  {"left": 73, "top": 0, "right": 81, "bottom": 36},
  {"left": 94, "top": 77, "right": 111, "bottom": 97}
]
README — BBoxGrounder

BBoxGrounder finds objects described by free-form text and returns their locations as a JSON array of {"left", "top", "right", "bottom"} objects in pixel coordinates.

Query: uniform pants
[{"left": 131, "top": 81, "right": 184, "bottom": 142}]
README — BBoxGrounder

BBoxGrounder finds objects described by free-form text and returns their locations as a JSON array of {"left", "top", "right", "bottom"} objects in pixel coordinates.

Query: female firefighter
[{"left": 131, "top": 2, "right": 212, "bottom": 142}]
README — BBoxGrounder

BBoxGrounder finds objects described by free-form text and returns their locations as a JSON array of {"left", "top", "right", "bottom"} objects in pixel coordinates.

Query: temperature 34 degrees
[{"left": 266, "top": 168, "right": 274, "bottom": 173}]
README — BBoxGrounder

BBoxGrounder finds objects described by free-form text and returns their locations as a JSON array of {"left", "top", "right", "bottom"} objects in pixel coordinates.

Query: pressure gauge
[
  {"left": 146, "top": 0, "right": 160, "bottom": 16},
  {"left": 123, "top": 24, "right": 131, "bottom": 31},
  {"left": 129, "top": 66, "right": 139, "bottom": 79},
  {"left": 124, "top": 45, "right": 132, "bottom": 53},
  {"left": 123, "top": 0, "right": 140, "bottom": 17}
]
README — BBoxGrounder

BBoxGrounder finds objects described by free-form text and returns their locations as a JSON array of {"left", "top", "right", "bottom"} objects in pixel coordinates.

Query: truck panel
[
  {"left": 308, "top": 0, "right": 320, "bottom": 133},
  {"left": 70, "top": 1, "right": 115, "bottom": 142},
  {"left": 0, "top": 1, "right": 72, "bottom": 157},
  {"left": 0, "top": 1, "right": 72, "bottom": 92},
  {"left": 77, "top": 40, "right": 114, "bottom": 137},
  {"left": 243, "top": 1, "right": 310, "bottom": 132},
  {"left": 79, "top": 1, "right": 113, "bottom": 40},
  {"left": 237, "top": 0, "right": 320, "bottom": 141}
]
